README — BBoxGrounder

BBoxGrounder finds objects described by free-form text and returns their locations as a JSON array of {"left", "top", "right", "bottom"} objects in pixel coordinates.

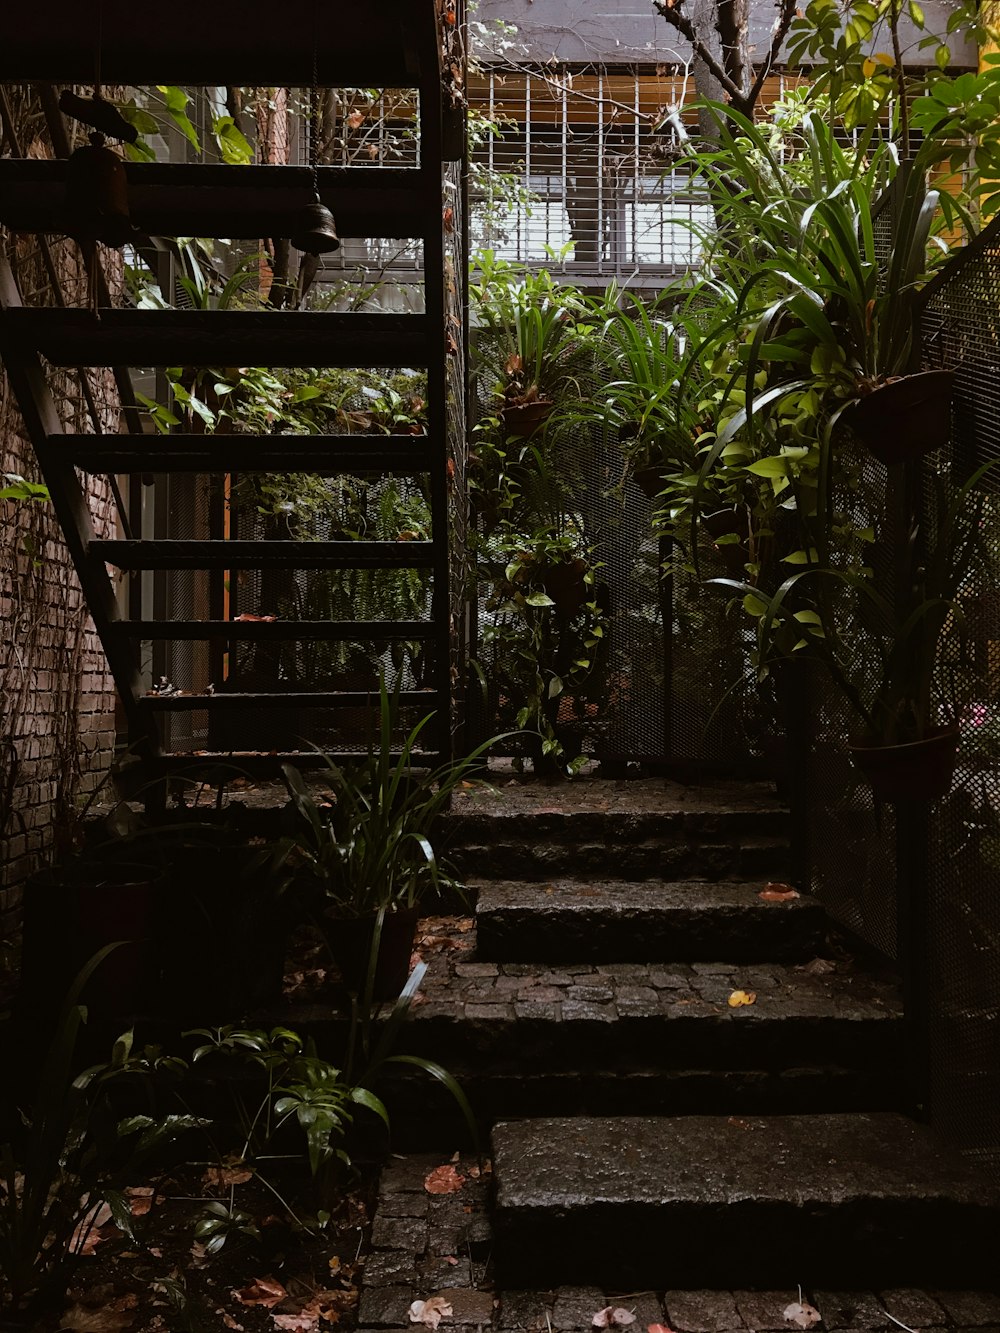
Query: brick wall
[{"left": 0, "top": 230, "right": 122, "bottom": 977}]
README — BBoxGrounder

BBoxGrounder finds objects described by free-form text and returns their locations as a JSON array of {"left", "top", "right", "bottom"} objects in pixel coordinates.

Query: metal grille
[{"left": 468, "top": 67, "right": 792, "bottom": 285}]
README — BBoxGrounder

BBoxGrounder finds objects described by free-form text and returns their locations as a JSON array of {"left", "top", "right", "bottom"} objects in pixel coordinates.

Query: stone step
[
  {"left": 375, "top": 1064, "right": 904, "bottom": 1150},
  {"left": 285, "top": 924, "right": 902, "bottom": 1109},
  {"left": 474, "top": 878, "right": 824, "bottom": 963},
  {"left": 492, "top": 1113, "right": 1000, "bottom": 1289},
  {"left": 442, "top": 779, "right": 789, "bottom": 881}
]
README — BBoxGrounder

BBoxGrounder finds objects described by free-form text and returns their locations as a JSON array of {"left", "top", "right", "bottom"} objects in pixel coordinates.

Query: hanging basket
[
  {"left": 323, "top": 905, "right": 421, "bottom": 1001},
  {"left": 844, "top": 370, "right": 955, "bottom": 464},
  {"left": 501, "top": 398, "right": 553, "bottom": 440},
  {"left": 541, "top": 557, "right": 589, "bottom": 616},
  {"left": 848, "top": 724, "right": 960, "bottom": 803}
]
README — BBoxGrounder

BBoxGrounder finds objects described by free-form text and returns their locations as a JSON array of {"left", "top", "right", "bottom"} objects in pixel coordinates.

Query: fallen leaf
[
  {"left": 70, "top": 1200, "right": 114, "bottom": 1256},
  {"left": 203, "top": 1163, "right": 254, "bottom": 1187},
  {"left": 783, "top": 1302, "right": 821, "bottom": 1329},
  {"left": 221, "top": 1315, "right": 244, "bottom": 1331},
  {"left": 234, "top": 1277, "right": 287, "bottom": 1308},
  {"left": 593, "top": 1308, "right": 637, "bottom": 1328},
  {"left": 759, "top": 883, "right": 800, "bottom": 901},
  {"left": 424, "top": 1165, "right": 465, "bottom": 1195},
  {"left": 58, "top": 1303, "right": 135, "bottom": 1332},
  {"left": 409, "top": 1297, "right": 453, "bottom": 1329},
  {"left": 728, "top": 990, "right": 757, "bottom": 1008},
  {"left": 125, "top": 1186, "right": 154, "bottom": 1217},
  {"left": 273, "top": 1313, "right": 320, "bottom": 1332}
]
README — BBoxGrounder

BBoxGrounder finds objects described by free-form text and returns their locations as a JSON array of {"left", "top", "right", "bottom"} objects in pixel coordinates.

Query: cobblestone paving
[
  {"left": 407, "top": 919, "right": 901, "bottom": 1029},
  {"left": 358, "top": 1148, "right": 1000, "bottom": 1333}
]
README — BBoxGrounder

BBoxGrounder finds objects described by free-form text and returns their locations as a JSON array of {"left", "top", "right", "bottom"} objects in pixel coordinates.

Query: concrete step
[
  {"left": 474, "top": 878, "right": 824, "bottom": 963},
  {"left": 442, "top": 779, "right": 789, "bottom": 881},
  {"left": 492, "top": 1113, "right": 1000, "bottom": 1289}
]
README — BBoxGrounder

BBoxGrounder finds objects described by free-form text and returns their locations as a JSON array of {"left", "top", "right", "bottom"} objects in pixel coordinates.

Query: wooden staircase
[{"left": 0, "top": 0, "right": 462, "bottom": 777}]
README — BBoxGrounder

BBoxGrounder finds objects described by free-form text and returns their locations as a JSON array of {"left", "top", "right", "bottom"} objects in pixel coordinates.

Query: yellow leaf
[
  {"left": 862, "top": 57, "right": 877, "bottom": 77},
  {"left": 728, "top": 990, "right": 757, "bottom": 1008}
]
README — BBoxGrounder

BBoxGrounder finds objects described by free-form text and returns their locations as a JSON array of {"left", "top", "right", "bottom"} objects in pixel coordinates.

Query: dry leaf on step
[
  {"left": 424, "top": 1164, "right": 465, "bottom": 1195},
  {"left": 409, "top": 1296, "right": 453, "bottom": 1328},
  {"left": 759, "top": 883, "right": 800, "bottom": 901},
  {"left": 592, "top": 1307, "right": 637, "bottom": 1327},
  {"left": 728, "top": 990, "right": 757, "bottom": 1007},
  {"left": 783, "top": 1302, "right": 821, "bottom": 1329}
]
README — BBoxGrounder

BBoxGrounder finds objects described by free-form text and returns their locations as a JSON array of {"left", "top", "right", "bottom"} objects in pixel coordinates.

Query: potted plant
[
  {"left": 589, "top": 288, "right": 708, "bottom": 499},
  {"left": 281, "top": 680, "right": 502, "bottom": 999},
  {"left": 470, "top": 253, "right": 595, "bottom": 439},
  {"left": 691, "top": 108, "right": 958, "bottom": 468}
]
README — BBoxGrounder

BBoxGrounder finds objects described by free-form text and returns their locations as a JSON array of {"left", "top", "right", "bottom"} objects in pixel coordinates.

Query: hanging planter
[
  {"left": 848, "top": 724, "right": 960, "bottom": 803},
  {"left": 500, "top": 398, "right": 553, "bottom": 440},
  {"left": 323, "top": 905, "right": 421, "bottom": 1001},
  {"left": 541, "top": 557, "right": 589, "bottom": 616},
  {"left": 844, "top": 369, "right": 955, "bottom": 464}
]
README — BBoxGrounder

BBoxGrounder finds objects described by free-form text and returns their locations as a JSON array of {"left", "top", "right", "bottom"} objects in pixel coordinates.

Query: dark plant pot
[
  {"left": 845, "top": 369, "right": 955, "bottom": 464},
  {"left": 324, "top": 906, "right": 420, "bottom": 1001},
  {"left": 848, "top": 724, "right": 960, "bottom": 803},
  {"left": 156, "top": 847, "right": 288, "bottom": 1022},
  {"left": 541, "top": 558, "right": 589, "bottom": 617},
  {"left": 19, "top": 864, "right": 160, "bottom": 1028},
  {"left": 501, "top": 399, "right": 553, "bottom": 440},
  {"left": 634, "top": 465, "right": 665, "bottom": 500}
]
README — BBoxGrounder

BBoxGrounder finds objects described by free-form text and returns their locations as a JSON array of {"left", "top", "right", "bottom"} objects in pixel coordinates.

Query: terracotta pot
[
  {"left": 845, "top": 370, "right": 955, "bottom": 464},
  {"left": 540, "top": 557, "right": 589, "bottom": 616},
  {"left": 324, "top": 905, "right": 420, "bottom": 1000},
  {"left": 501, "top": 399, "right": 553, "bottom": 440},
  {"left": 848, "top": 724, "right": 960, "bottom": 803}
]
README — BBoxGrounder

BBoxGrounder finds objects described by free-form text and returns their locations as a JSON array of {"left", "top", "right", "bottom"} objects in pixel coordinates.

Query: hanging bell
[
  {"left": 290, "top": 193, "right": 340, "bottom": 255},
  {"left": 64, "top": 132, "right": 132, "bottom": 248}
]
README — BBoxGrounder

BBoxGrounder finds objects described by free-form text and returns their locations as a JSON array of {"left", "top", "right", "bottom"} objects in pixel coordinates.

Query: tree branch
[
  {"left": 745, "top": 0, "right": 799, "bottom": 113},
  {"left": 652, "top": 0, "right": 747, "bottom": 106}
]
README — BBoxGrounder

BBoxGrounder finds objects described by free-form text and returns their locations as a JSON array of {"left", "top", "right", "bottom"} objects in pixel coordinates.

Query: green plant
[
  {"left": 719, "top": 459, "right": 996, "bottom": 748},
  {"left": 479, "top": 520, "right": 609, "bottom": 771},
  {"left": 183, "top": 1024, "right": 385, "bottom": 1250},
  {"left": 589, "top": 289, "right": 706, "bottom": 489},
  {"left": 471, "top": 253, "right": 595, "bottom": 412},
  {"left": 282, "top": 679, "right": 503, "bottom": 917},
  {"left": 0, "top": 950, "right": 203, "bottom": 1319}
]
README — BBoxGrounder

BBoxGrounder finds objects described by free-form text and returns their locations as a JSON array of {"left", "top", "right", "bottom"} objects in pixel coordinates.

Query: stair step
[
  {"left": 475, "top": 878, "right": 824, "bottom": 963},
  {"left": 93, "top": 538, "right": 436, "bottom": 570},
  {"left": 109, "top": 619, "right": 435, "bottom": 641},
  {"left": 284, "top": 923, "right": 901, "bottom": 1086},
  {"left": 492, "top": 1113, "right": 1000, "bottom": 1288},
  {"left": 0, "top": 162, "right": 435, "bottom": 240},
  {"left": 443, "top": 779, "right": 790, "bottom": 881},
  {"left": 374, "top": 1065, "right": 903, "bottom": 1148},
  {"left": 0, "top": 308, "right": 428, "bottom": 368},
  {"left": 52, "top": 432, "right": 435, "bottom": 474}
]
